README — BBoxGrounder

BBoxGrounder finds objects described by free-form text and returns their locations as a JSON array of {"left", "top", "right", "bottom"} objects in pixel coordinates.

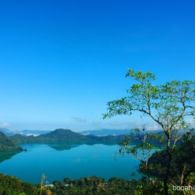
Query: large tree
[
  {"left": 141, "top": 133, "right": 195, "bottom": 186},
  {"left": 104, "top": 69, "right": 195, "bottom": 195}
]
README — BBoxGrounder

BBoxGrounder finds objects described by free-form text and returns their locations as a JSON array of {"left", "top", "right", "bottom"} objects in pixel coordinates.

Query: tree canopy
[{"left": 104, "top": 69, "right": 195, "bottom": 195}]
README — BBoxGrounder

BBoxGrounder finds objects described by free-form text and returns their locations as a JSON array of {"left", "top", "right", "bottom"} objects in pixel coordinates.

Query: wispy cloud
[
  {"left": 71, "top": 117, "right": 88, "bottom": 124},
  {"left": 64, "top": 116, "right": 161, "bottom": 131}
]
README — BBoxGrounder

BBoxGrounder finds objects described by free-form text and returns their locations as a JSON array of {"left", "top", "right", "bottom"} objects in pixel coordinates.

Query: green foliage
[
  {"left": 104, "top": 68, "right": 195, "bottom": 195},
  {"left": 141, "top": 134, "right": 195, "bottom": 185},
  {"left": 104, "top": 69, "right": 195, "bottom": 141},
  {"left": 50, "top": 176, "right": 192, "bottom": 195},
  {"left": 51, "top": 177, "right": 138, "bottom": 195},
  {"left": 119, "top": 128, "right": 160, "bottom": 168},
  {"left": 0, "top": 174, "right": 39, "bottom": 195}
]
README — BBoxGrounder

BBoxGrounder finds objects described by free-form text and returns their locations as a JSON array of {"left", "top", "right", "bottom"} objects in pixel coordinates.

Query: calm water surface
[{"left": 0, "top": 144, "right": 140, "bottom": 184}]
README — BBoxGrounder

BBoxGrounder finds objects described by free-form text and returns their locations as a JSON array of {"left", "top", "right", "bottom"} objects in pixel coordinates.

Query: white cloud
[{"left": 0, "top": 122, "right": 10, "bottom": 128}]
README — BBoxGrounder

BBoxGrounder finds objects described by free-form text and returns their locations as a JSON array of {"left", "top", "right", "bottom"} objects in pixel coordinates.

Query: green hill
[{"left": 0, "top": 132, "right": 22, "bottom": 152}]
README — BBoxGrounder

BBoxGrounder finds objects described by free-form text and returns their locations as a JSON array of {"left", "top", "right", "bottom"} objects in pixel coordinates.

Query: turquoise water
[{"left": 0, "top": 144, "right": 141, "bottom": 184}]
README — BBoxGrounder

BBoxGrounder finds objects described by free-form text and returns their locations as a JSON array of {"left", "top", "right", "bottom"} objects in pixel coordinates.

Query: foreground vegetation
[{"left": 0, "top": 174, "right": 39, "bottom": 195}]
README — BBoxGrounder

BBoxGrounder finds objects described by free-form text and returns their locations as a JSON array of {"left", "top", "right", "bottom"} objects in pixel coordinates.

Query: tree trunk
[
  {"left": 163, "top": 136, "right": 172, "bottom": 195},
  {"left": 180, "top": 164, "right": 187, "bottom": 186}
]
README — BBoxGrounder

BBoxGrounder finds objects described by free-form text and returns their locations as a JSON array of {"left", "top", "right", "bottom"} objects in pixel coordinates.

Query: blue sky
[{"left": 0, "top": 0, "right": 194, "bottom": 131}]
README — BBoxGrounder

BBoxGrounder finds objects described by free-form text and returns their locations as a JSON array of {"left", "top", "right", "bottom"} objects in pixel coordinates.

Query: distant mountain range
[
  {"left": 0, "top": 128, "right": 134, "bottom": 137},
  {"left": 0, "top": 128, "right": 165, "bottom": 147},
  {"left": 0, "top": 128, "right": 51, "bottom": 136},
  {"left": 0, "top": 129, "right": 128, "bottom": 154},
  {"left": 81, "top": 129, "right": 133, "bottom": 136},
  {"left": 9, "top": 129, "right": 125, "bottom": 145},
  {"left": 0, "top": 128, "right": 16, "bottom": 136},
  {"left": 18, "top": 129, "right": 51, "bottom": 136}
]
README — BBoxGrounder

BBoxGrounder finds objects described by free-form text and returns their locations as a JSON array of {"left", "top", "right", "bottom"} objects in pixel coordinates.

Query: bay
[{"left": 0, "top": 144, "right": 141, "bottom": 184}]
